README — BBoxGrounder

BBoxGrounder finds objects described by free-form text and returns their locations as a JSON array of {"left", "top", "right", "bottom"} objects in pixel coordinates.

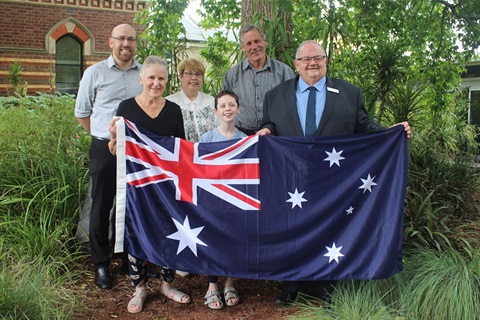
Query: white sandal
[
  {"left": 224, "top": 287, "right": 240, "bottom": 306},
  {"left": 127, "top": 286, "right": 147, "bottom": 313},
  {"left": 160, "top": 285, "right": 191, "bottom": 304},
  {"left": 204, "top": 290, "right": 224, "bottom": 309}
]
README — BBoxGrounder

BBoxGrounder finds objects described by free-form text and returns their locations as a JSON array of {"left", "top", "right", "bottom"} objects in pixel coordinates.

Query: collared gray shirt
[
  {"left": 74, "top": 55, "right": 142, "bottom": 139},
  {"left": 222, "top": 56, "right": 295, "bottom": 131}
]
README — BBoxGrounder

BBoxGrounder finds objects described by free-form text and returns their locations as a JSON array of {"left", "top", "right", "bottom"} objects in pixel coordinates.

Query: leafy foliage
[
  {"left": 432, "top": 0, "right": 480, "bottom": 58},
  {"left": 135, "top": 0, "right": 190, "bottom": 94},
  {"left": 405, "top": 138, "right": 479, "bottom": 250},
  {"left": 7, "top": 61, "right": 27, "bottom": 97},
  {"left": 199, "top": 31, "right": 238, "bottom": 95},
  {"left": 0, "top": 94, "right": 89, "bottom": 319},
  {"left": 0, "top": 94, "right": 89, "bottom": 259},
  {"left": 259, "top": 8, "right": 295, "bottom": 66},
  {"left": 199, "top": 0, "right": 241, "bottom": 30}
]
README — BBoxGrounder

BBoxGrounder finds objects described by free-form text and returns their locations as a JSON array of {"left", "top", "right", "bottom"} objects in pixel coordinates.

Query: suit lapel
[
  {"left": 288, "top": 77, "right": 304, "bottom": 136},
  {"left": 316, "top": 78, "right": 337, "bottom": 136}
]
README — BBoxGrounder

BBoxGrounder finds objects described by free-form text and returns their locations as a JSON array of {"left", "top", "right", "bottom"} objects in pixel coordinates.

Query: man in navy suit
[{"left": 257, "top": 40, "right": 411, "bottom": 304}]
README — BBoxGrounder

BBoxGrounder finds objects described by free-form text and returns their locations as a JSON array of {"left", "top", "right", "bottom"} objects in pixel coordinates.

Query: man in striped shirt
[{"left": 222, "top": 25, "right": 295, "bottom": 135}]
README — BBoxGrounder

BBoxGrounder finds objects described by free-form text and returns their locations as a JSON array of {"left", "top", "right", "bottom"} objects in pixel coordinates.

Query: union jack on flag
[{"left": 123, "top": 118, "right": 261, "bottom": 210}]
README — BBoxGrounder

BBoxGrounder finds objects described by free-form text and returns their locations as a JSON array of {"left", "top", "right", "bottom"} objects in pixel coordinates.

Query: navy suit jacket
[{"left": 261, "top": 76, "right": 385, "bottom": 137}]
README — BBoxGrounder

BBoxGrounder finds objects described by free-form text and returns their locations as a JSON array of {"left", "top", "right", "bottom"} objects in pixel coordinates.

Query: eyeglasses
[
  {"left": 183, "top": 71, "right": 203, "bottom": 78},
  {"left": 111, "top": 36, "right": 136, "bottom": 42},
  {"left": 296, "top": 55, "right": 327, "bottom": 64}
]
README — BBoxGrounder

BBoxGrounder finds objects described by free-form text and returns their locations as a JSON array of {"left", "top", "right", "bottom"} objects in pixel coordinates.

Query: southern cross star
[
  {"left": 359, "top": 174, "right": 377, "bottom": 193},
  {"left": 324, "top": 242, "right": 344, "bottom": 263},
  {"left": 167, "top": 215, "right": 207, "bottom": 256},
  {"left": 346, "top": 206, "right": 354, "bottom": 215},
  {"left": 323, "top": 147, "right": 345, "bottom": 167}
]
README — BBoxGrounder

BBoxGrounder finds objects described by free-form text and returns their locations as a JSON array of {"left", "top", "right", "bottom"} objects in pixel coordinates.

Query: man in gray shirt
[
  {"left": 222, "top": 25, "right": 295, "bottom": 135},
  {"left": 75, "top": 24, "right": 142, "bottom": 289}
]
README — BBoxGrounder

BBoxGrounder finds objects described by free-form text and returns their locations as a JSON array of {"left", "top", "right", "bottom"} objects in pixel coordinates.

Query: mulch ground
[{"left": 76, "top": 256, "right": 306, "bottom": 320}]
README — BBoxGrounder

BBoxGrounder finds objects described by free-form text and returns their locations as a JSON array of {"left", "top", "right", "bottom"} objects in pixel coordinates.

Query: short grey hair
[
  {"left": 239, "top": 25, "right": 266, "bottom": 45},
  {"left": 139, "top": 56, "right": 168, "bottom": 77},
  {"left": 295, "top": 41, "right": 325, "bottom": 59}
]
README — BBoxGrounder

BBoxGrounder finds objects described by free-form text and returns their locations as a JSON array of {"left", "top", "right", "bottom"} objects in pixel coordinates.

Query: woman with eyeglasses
[{"left": 166, "top": 58, "right": 216, "bottom": 143}]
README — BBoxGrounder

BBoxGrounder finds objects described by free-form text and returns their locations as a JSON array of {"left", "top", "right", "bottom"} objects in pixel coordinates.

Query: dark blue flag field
[{"left": 114, "top": 118, "right": 407, "bottom": 281}]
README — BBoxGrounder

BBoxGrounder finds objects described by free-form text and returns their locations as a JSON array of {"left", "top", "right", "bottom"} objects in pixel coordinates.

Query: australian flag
[{"left": 114, "top": 118, "right": 407, "bottom": 281}]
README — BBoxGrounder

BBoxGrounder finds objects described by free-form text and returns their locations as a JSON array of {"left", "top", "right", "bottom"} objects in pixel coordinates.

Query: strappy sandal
[
  {"left": 224, "top": 287, "right": 240, "bottom": 306},
  {"left": 204, "top": 290, "right": 224, "bottom": 310},
  {"left": 127, "top": 286, "right": 147, "bottom": 313},
  {"left": 160, "top": 285, "right": 191, "bottom": 304}
]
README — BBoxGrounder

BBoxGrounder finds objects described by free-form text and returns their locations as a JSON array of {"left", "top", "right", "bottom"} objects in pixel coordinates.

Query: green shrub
[
  {"left": 404, "top": 107, "right": 480, "bottom": 250},
  {"left": 7, "top": 61, "right": 27, "bottom": 97},
  {"left": 400, "top": 246, "right": 480, "bottom": 320},
  {"left": 0, "top": 93, "right": 89, "bottom": 260},
  {"left": 0, "top": 253, "right": 83, "bottom": 320},
  {"left": 0, "top": 93, "right": 89, "bottom": 221},
  {"left": 288, "top": 279, "right": 401, "bottom": 320},
  {"left": 0, "top": 93, "right": 89, "bottom": 318}
]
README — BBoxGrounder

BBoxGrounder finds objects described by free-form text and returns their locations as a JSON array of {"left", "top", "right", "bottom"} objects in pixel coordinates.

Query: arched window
[{"left": 56, "top": 35, "right": 82, "bottom": 95}]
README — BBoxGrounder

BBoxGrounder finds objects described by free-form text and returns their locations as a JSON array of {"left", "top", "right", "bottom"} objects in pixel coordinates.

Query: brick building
[{"left": 0, "top": 0, "right": 147, "bottom": 96}]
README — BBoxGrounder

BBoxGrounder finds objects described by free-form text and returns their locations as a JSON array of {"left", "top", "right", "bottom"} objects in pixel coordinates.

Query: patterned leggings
[{"left": 128, "top": 253, "right": 175, "bottom": 287}]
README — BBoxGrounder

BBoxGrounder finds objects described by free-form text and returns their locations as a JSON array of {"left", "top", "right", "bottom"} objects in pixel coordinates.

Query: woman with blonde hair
[
  {"left": 108, "top": 56, "right": 190, "bottom": 313},
  {"left": 166, "top": 58, "right": 216, "bottom": 143}
]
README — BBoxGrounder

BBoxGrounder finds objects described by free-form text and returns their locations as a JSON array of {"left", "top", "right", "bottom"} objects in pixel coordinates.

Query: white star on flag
[
  {"left": 167, "top": 215, "right": 207, "bottom": 256},
  {"left": 359, "top": 174, "right": 377, "bottom": 193},
  {"left": 286, "top": 188, "right": 308, "bottom": 209},
  {"left": 324, "top": 242, "right": 344, "bottom": 263},
  {"left": 346, "top": 206, "right": 354, "bottom": 215},
  {"left": 324, "top": 147, "right": 345, "bottom": 167}
]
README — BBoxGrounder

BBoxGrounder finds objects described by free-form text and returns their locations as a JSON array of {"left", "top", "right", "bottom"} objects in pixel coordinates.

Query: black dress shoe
[
  {"left": 95, "top": 265, "right": 112, "bottom": 289},
  {"left": 275, "top": 290, "right": 297, "bottom": 306}
]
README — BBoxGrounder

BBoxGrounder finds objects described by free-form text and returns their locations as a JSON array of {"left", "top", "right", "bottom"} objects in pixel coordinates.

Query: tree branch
[{"left": 433, "top": 0, "right": 480, "bottom": 21}]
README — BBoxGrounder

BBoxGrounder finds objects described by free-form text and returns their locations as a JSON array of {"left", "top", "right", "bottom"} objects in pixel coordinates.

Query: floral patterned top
[{"left": 166, "top": 90, "right": 216, "bottom": 142}]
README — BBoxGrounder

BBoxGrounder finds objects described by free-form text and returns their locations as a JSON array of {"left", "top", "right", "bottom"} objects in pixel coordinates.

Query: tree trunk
[{"left": 241, "top": 0, "right": 272, "bottom": 29}]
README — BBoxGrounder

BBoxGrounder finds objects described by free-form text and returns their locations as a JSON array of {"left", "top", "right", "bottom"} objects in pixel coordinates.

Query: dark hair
[{"left": 214, "top": 90, "right": 240, "bottom": 109}]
